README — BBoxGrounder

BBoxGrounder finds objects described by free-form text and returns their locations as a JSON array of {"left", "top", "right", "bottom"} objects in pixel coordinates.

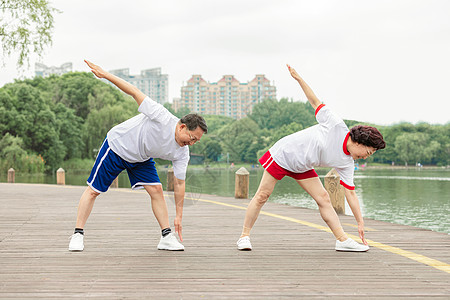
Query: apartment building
[
  {"left": 109, "top": 67, "right": 168, "bottom": 104},
  {"left": 35, "top": 62, "right": 73, "bottom": 77},
  {"left": 175, "top": 74, "right": 276, "bottom": 119}
]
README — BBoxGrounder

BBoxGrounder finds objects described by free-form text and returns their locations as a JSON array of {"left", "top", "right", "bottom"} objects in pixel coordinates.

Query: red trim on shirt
[
  {"left": 315, "top": 104, "right": 325, "bottom": 116},
  {"left": 343, "top": 132, "right": 351, "bottom": 155},
  {"left": 340, "top": 180, "right": 355, "bottom": 190}
]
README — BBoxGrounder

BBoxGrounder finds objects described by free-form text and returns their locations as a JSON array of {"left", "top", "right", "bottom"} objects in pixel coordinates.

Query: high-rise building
[
  {"left": 175, "top": 74, "right": 276, "bottom": 119},
  {"left": 35, "top": 62, "right": 72, "bottom": 77},
  {"left": 109, "top": 67, "right": 168, "bottom": 104}
]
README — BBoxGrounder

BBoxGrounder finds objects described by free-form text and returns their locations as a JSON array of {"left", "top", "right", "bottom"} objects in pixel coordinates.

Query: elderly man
[{"left": 69, "top": 60, "right": 207, "bottom": 252}]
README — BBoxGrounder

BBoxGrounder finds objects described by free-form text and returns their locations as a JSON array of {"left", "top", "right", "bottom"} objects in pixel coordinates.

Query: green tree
[
  {"left": 53, "top": 72, "right": 126, "bottom": 119},
  {"left": 249, "top": 98, "right": 316, "bottom": 130},
  {"left": 203, "top": 115, "right": 233, "bottom": 133},
  {"left": 0, "top": 87, "right": 18, "bottom": 134},
  {"left": 394, "top": 132, "right": 431, "bottom": 166},
  {"left": 0, "top": 83, "right": 65, "bottom": 170},
  {"left": 0, "top": 73, "right": 141, "bottom": 170},
  {"left": 184, "top": 115, "right": 234, "bottom": 159},
  {"left": 53, "top": 103, "right": 84, "bottom": 160},
  {"left": 163, "top": 102, "right": 192, "bottom": 118},
  {"left": 32, "top": 108, "right": 65, "bottom": 170},
  {"left": 217, "top": 118, "right": 265, "bottom": 163},
  {"left": 0, "top": 0, "right": 59, "bottom": 67},
  {"left": 0, "top": 133, "right": 45, "bottom": 173},
  {"left": 175, "top": 106, "right": 191, "bottom": 118},
  {"left": 374, "top": 123, "right": 415, "bottom": 164},
  {"left": 0, "top": 133, "right": 27, "bottom": 169},
  {"left": 423, "top": 123, "right": 450, "bottom": 166},
  {"left": 83, "top": 102, "right": 137, "bottom": 158},
  {"left": 271, "top": 122, "right": 303, "bottom": 144},
  {"left": 254, "top": 123, "right": 304, "bottom": 160},
  {"left": 423, "top": 140, "right": 441, "bottom": 164},
  {"left": 163, "top": 102, "right": 176, "bottom": 114},
  {"left": 203, "top": 139, "right": 222, "bottom": 162}
]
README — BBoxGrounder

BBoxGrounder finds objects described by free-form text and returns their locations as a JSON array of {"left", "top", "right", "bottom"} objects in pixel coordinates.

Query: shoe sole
[
  {"left": 68, "top": 248, "right": 84, "bottom": 252},
  {"left": 157, "top": 248, "right": 184, "bottom": 251},
  {"left": 335, "top": 248, "right": 369, "bottom": 252},
  {"left": 238, "top": 247, "right": 252, "bottom": 251}
]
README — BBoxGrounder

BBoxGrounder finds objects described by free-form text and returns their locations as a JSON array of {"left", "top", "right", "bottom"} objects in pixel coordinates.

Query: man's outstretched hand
[{"left": 85, "top": 60, "right": 107, "bottom": 79}]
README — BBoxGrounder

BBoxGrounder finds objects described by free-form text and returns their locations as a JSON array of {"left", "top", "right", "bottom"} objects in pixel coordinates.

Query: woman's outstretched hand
[{"left": 287, "top": 64, "right": 301, "bottom": 81}]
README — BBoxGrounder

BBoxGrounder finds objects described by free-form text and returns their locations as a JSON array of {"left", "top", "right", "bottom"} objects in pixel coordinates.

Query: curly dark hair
[
  {"left": 180, "top": 113, "right": 208, "bottom": 133},
  {"left": 349, "top": 125, "right": 386, "bottom": 150}
]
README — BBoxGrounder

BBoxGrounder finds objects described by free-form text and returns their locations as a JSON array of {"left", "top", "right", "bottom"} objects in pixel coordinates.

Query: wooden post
[
  {"left": 235, "top": 167, "right": 249, "bottom": 199},
  {"left": 56, "top": 168, "right": 65, "bottom": 185},
  {"left": 110, "top": 176, "right": 119, "bottom": 188},
  {"left": 167, "top": 168, "right": 174, "bottom": 191},
  {"left": 324, "top": 168, "right": 345, "bottom": 215},
  {"left": 7, "top": 168, "right": 15, "bottom": 183}
]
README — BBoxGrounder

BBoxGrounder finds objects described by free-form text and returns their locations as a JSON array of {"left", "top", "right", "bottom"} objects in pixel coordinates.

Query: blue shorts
[{"left": 87, "top": 138, "right": 161, "bottom": 193}]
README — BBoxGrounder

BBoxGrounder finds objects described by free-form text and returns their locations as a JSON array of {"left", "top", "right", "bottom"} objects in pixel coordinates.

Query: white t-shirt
[
  {"left": 269, "top": 104, "right": 355, "bottom": 189},
  {"left": 106, "top": 97, "right": 190, "bottom": 180}
]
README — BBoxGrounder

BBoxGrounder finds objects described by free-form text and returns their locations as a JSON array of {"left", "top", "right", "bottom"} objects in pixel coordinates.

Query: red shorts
[{"left": 259, "top": 151, "right": 318, "bottom": 181}]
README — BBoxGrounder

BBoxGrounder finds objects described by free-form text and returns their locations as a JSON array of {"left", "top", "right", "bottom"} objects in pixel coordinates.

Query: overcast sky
[{"left": 1, "top": 0, "right": 449, "bottom": 125}]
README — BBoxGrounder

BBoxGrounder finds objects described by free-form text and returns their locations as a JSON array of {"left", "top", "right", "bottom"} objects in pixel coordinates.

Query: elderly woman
[{"left": 237, "top": 65, "right": 386, "bottom": 252}]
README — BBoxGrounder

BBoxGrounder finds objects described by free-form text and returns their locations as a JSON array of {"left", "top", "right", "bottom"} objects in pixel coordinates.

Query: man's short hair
[{"left": 180, "top": 114, "right": 208, "bottom": 133}]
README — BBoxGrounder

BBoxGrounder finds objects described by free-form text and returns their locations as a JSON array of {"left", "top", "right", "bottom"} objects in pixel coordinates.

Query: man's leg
[
  {"left": 241, "top": 170, "right": 278, "bottom": 237},
  {"left": 296, "top": 177, "right": 347, "bottom": 241},
  {"left": 75, "top": 186, "right": 100, "bottom": 229},
  {"left": 143, "top": 184, "right": 170, "bottom": 230},
  {"left": 144, "top": 184, "right": 184, "bottom": 251},
  {"left": 69, "top": 186, "right": 100, "bottom": 251},
  {"left": 70, "top": 138, "right": 123, "bottom": 251}
]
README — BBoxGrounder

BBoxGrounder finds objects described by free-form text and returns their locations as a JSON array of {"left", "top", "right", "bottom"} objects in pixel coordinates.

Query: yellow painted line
[
  {"left": 343, "top": 222, "right": 377, "bottom": 231},
  {"left": 13, "top": 184, "right": 450, "bottom": 274},
  {"left": 365, "top": 240, "right": 450, "bottom": 274},
  {"left": 105, "top": 189, "right": 450, "bottom": 274},
  {"left": 189, "top": 196, "right": 450, "bottom": 274},
  {"left": 259, "top": 210, "right": 332, "bottom": 233}
]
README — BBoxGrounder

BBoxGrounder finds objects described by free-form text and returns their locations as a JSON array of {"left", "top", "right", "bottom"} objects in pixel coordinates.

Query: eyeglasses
[
  {"left": 366, "top": 146, "right": 376, "bottom": 156},
  {"left": 187, "top": 128, "right": 199, "bottom": 142}
]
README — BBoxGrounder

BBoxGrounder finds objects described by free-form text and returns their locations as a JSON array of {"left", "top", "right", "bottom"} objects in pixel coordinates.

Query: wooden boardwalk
[{"left": 0, "top": 183, "right": 449, "bottom": 299}]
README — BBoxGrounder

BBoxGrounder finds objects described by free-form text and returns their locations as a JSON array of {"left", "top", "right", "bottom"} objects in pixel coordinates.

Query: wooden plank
[{"left": 0, "top": 183, "right": 449, "bottom": 298}]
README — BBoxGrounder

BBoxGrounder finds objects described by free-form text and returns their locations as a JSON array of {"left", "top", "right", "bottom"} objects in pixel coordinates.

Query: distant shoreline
[
  {"left": 184, "top": 163, "right": 449, "bottom": 171},
  {"left": 1, "top": 163, "right": 448, "bottom": 177},
  {"left": 361, "top": 165, "right": 449, "bottom": 170}
]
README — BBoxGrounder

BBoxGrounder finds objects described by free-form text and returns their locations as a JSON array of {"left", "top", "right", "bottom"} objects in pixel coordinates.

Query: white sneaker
[
  {"left": 157, "top": 232, "right": 184, "bottom": 251},
  {"left": 237, "top": 236, "right": 252, "bottom": 251},
  {"left": 69, "top": 233, "right": 84, "bottom": 251},
  {"left": 335, "top": 238, "right": 369, "bottom": 252}
]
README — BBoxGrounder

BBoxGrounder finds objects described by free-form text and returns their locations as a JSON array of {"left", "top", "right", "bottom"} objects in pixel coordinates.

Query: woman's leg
[
  {"left": 296, "top": 177, "right": 347, "bottom": 241},
  {"left": 241, "top": 170, "right": 278, "bottom": 237}
]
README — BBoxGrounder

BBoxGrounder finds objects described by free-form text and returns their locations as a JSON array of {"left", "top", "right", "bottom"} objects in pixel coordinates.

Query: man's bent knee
[
  {"left": 144, "top": 184, "right": 164, "bottom": 197},
  {"left": 145, "top": 184, "right": 163, "bottom": 192},
  {"left": 86, "top": 186, "right": 100, "bottom": 198}
]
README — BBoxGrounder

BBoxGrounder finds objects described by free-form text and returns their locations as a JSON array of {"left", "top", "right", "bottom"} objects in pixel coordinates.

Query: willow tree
[{"left": 0, "top": 0, "right": 59, "bottom": 68}]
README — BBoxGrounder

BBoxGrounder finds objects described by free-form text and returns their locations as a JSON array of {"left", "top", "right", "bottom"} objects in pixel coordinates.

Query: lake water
[{"left": 2, "top": 167, "right": 449, "bottom": 234}]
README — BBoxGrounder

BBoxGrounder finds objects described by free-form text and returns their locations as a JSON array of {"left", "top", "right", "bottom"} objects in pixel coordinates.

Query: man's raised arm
[
  {"left": 287, "top": 64, "right": 322, "bottom": 111},
  {"left": 85, "top": 60, "right": 146, "bottom": 106}
]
